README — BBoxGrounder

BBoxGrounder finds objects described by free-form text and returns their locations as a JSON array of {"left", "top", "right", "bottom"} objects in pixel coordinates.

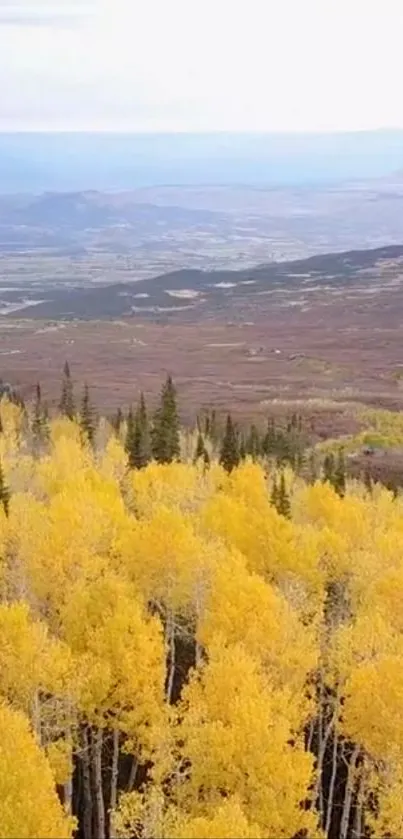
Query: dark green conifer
[
  {"left": 111, "top": 407, "right": 123, "bottom": 435},
  {"left": 295, "top": 449, "right": 305, "bottom": 475},
  {"left": 0, "top": 459, "right": 10, "bottom": 517},
  {"left": 334, "top": 448, "right": 346, "bottom": 497},
  {"left": 151, "top": 375, "right": 180, "bottom": 464},
  {"left": 194, "top": 430, "right": 210, "bottom": 467},
  {"left": 59, "top": 361, "right": 75, "bottom": 420},
  {"left": 125, "top": 407, "right": 136, "bottom": 467},
  {"left": 125, "top": 395, "right": 152, "bottom": 469},
  {"left": 204, "top": 409, "right": 219, "bottom": 444},
  {"left": 239, "top": 433, "right": 246, "bottom": 460},
  {"left": 246, "top": 424, "right": 260, "bottom": 460},
  {"left": 308, "top": 450, "right": 318, "bottom": 484},
  {"left": 194, "top": 430, "right": 206, "bottom": 461},
  {"left": 79, "top": 383, "right": 96, "bottom": 448},
  {"left": 323, "top": 452, "right": 335, "bottom": 485},
  {"left": 363, "top": 465, "right": 373, "bottom": 495},
  {"left": 270, "top": 475, "right": 278, "bottom": 508},
  {"left": 277, "top": 470, "right": 291, "bottom": 518},
  {"left": 133, "top": 394, "right": 152, "bottom": 469},
  {"left": 219, "top": 414, "right": 240, "bottom": 473},
  {"left": 263, "top": 417, "right": 276, "bottom": 457},
  {"left": 32, "top": 383, "right": 50, "bottom": 453}
]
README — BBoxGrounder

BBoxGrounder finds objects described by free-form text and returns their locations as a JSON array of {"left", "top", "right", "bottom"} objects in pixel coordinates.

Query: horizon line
[{"left": 0, "top": 126, "right": 402, "bottom": 136}]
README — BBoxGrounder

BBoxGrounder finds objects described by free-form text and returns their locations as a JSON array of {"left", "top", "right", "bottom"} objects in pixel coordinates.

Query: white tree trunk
[
  {"left": 166, "top": 613, "right": 176, "bottom": 704},
  {"left": 81, "top": 725, "right": 93, "bottom": 839},
  {"left": 109, "top": 729, "right": 120, "bottom": 839},
  {"left": 340, "top": 745, "right": 360, "bottom": 839},
  {"left": 92, "top": 728, "right": 105, "bottom": 839}
]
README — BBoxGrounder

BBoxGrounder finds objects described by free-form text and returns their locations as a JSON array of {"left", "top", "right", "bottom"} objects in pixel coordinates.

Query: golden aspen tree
[{"left": 0, "top": 703, "right": 75, "bottom": 838}]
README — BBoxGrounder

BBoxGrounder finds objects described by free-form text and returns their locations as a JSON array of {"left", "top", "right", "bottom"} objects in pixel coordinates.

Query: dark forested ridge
[{"left": 1, "top": 242, "right": 402, "bottom": 320}]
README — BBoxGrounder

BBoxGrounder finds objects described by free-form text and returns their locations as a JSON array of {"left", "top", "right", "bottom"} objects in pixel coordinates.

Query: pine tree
[
  {"left": 151, "top": 375, "right": 180, "bottom": 464},
  {"left": 111, "top": 407, "right": 123, "bottom": 435},
  {"left": 193, "top": 431, "right": 210, "bottom": 467},
  {"left": 219, "top": 414, "right": 240, "bottom": 473},
  {"left": 32, "top": 383, "right": 50, "bottom": 454},
  {"left": 363, "top": 465, "right": 373, "bottom": 495},
  {"left": 204, "top": 409, "right": 219, "bottom": 444},
  {"left": 79, "top": 384, "right": 96, "bottom": 448},
  {"left": 125, "top": 407, "right": 136, "bottom": 468},
  {"left": 239, "top": 433, "right": 246, "bottom": 460},
  {"left": 263, "top": 417, "right": 276, "bottom": 457},
  {"left": 323, "top": 452, "right": 335, "bottom": 485},
  {"left": 277, "top": 470, "right": 291, "bottom": 518},
  {"left": 246, "top": 424, "right": 261, "bottom": 460},
  {"left": 308, "top": 450, "right": 318, "bottom": 484},
  {"left": 138, "top": 392, "right": 149, "bottom": 437},
  {"left": 0, "top": 459, "right": 10, "bottom": 517},
  {"left": 295, "top": 449, "right": 305, "bottom": 475},
  {"left": 270, "top": 475, "right": 278, "bottom": 508},
  {"left": 59, "top": 362, "right": 75, "bottom": 420},
  {"left": 194, "top": 431, "right": 206, "bottom": 461},
  {"left": 334, "top": 448, "right": 346, "bottom": 497},
  {"left": 133, "top": 396, "right": 152, "bottom": 469}
]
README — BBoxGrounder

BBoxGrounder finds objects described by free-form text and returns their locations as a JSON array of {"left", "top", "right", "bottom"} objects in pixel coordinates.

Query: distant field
[{"left": 1, "top": 239, "right": 403, "bottom": 435}]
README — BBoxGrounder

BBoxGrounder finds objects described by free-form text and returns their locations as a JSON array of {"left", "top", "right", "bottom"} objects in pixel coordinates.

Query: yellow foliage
[
  {"left": 113, "top": 791, "right": 261, "bottom": 839},
  {"left": 198, "top": 550, "right": 318, "bottom": 696},
  {"left": 2, "top": 435, "right": 403, "bottom": 836},
  {"left": 175, "top": 645, "right": 317, "bottom": 837},
  {"left": 60, "top": 573, "right": 166, "bottom": 748},
  {"left": 46, "top": 738, "right": 73, "bottom": 785},
  {"left": 171, "top": 798, "right": 262, "bottom": 839},
  {"left": 0, "top": 703, "right": 75, "bottom": 838}
]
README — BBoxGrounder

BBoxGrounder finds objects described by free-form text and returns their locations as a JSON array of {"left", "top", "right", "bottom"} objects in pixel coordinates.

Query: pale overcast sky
[{"left": 0, "top": 0, "right": 402, "bottom": 132}]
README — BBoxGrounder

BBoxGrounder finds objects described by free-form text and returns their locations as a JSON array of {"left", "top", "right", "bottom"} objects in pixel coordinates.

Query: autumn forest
[{"left": 0, "top": 369, "right": 402, "bottom": 839}]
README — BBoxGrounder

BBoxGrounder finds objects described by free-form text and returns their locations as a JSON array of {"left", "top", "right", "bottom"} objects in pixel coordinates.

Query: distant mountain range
[{"left": 2, "top": 130, "right": 403, "bottom": 192}]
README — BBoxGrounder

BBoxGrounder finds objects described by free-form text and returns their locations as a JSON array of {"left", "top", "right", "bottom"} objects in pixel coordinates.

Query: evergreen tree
[
  {"left": 239, "top": 433, "right": 246, "bottom": 461},
  {"left": 79, "top": 384, "right": 96, "bottom": 448},
  {"left": 308, "top": 450, "right": 318, "bottom": 484},
  {"left": 125, "top": 396, "right": 151, "bottom": 470},
  {"left": 323, "top": 452, "right": 335, "bottom": 485},
  {"left": 363, "top": 465, "right": 373, "bottom": 496},
  {"left": 32, "top": 383, "right": 50, "bottom": 454},
  {"left": 111, "top": 407, "right": 123, "bottom": 435},
  {"left": 194, "top": 431, "right": 210, "bottom": 466},
  {"left": 246, "top": 424, "right": 261, "bottom": 460},
  {"left": 125, "top": 407, "right": 136, "bottom": 468},
  {"left": 133, "top": 395, "right": 152, "bottom": 469},
  {"left": 295, "top": 449, "right": 305, "bottom": 475},
  {"left": 270, "top": 475, "right": 278, "bottom": 508},
  {"left": 138, "top": 392, "right": 149, "bottom": 435},
  {"left": 277, "top": 470, "right": 291, "bottom": 518},
  {"left": 204, "top": 409, "right": 219, "bottom": 444},
  {"left": 194, "top": 431, "right": 206, "bottom": 461},
  {"left": 219, "top": 414, "right": 240, "bottom": 473},
  {"left": 151, "top": 375, "right": 180, "bottom": 464},
  {"left": 263, "top": 417, "right": 276, "bottom": 457},
  {"left": 0, "top": 459, "right": 10, "bottom": 517},
  {"left": 334, "top": 448, "right": 346, "bottom": 498},
  {"left": 59, "top": 361, "right": 75, "bottom": 420}
]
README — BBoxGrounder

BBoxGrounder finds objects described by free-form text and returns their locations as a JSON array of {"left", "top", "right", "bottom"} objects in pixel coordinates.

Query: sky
[{"left": 1, "top": 0, "right": 403, "bottom": 132}]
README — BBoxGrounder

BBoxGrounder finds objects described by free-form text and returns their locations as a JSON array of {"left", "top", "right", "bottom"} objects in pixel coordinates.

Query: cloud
[
  {"left": 0, "top": 1, "right": 95, "bottom": 26},
  {"left": 1, "top": 0, "right": 403, "bottom": 132}
]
